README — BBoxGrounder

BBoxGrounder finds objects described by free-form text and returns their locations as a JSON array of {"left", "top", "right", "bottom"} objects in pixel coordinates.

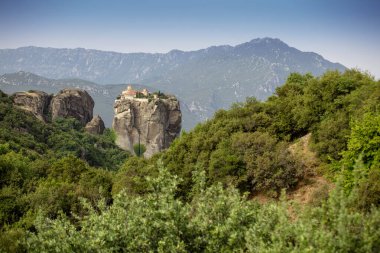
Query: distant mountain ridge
[
  {"left": 0, "top": 38, "right": 346, "bottom": 129},
  {"left": 0, "top": 71, "right": 98, "bottom": 88}
]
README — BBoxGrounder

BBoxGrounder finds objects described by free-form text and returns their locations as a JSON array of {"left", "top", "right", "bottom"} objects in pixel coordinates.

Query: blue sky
[{"left": 1, "top": 0, "right": 379, "bottom": 77}]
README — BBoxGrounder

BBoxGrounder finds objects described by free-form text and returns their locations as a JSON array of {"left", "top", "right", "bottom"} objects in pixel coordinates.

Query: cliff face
[
  {"left": 113, "top": 95, "right": 181, "bottom": 158},
  {"left": 12, "top": 88, "right": 103, "bottom": 132},
  {"left": 12, "top": 90, "right": 52, "bottom": 121},
  {"left": 51, "top": 89, "right": 94, "bottom": 126},
  {"left": 85, "top": 115, "right": 105, "bottom": 134}
]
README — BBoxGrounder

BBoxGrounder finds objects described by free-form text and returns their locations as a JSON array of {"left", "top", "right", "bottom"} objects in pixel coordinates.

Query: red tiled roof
[{"left": 125, "top": 90, "right": 137, "bottom": 96}]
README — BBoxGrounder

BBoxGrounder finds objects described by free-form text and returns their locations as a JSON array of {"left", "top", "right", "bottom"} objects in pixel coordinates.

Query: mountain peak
[
  {"left": 250, "top": 37, "right": 284, "bottom": 43},
  {"left": 236, "top": 37, "right": 289, "bottom": 48},
  {"left": 168, "top": 49, "right": 185, "bottom": 55}
]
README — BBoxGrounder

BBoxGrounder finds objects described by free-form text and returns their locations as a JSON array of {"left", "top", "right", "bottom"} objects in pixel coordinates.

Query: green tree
[{"left": 133, "top": 143, "right": 146, "bottom": 157}]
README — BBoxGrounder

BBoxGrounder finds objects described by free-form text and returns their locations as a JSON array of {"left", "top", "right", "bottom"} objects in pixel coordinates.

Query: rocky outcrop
[
  {"left": 12, "top": 90, "right": 52, "bottom": 121},
  {"left": 50, "top": 89, "right": 94, "bottom": 126},
  {"left": 113, "top": 94, "right": 181, "bottom": 158},
  {"left": 12, "top": 88, "right": 98, "bottom": 128},
  {"left": 85, "top": 115, "right": 105, "bottom": 135}
]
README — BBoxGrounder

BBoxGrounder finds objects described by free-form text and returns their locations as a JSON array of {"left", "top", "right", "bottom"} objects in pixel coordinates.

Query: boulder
[
  {"left": 85, "top": 115, "right": 105, "bottom": 134},
  {"left": 12, "top": 90, "right": 52, "bottom": 121},
  {"left": 50, "top": 88, "right": 94, "bottom": 126}
]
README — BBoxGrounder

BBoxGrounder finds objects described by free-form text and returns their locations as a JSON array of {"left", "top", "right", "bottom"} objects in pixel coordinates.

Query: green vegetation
[
  {"left": 0, "top": 90, "right": 129, "bottom": 251},
  {"left": 133, "top": 143, "right": 146, "bottom": 157},
  {"left": 162, "top": 70, "right": 379, "bottom": 198},
  {"left": 136, "top": 90, "right": 169, "bottom": 100},
  {"left": 0, "top": 90, "right": 128, "bottom": 169},
  {"left": 1, "top": 69, "right": 380, "bottom": 252},
  {"left": 153, "top": 90, "right": 168, "bottom": 99},
  {"left": 26, "top": 165, "right": 380, "bottom": 253}
]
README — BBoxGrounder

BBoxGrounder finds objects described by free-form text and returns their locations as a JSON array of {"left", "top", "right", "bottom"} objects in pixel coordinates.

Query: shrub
[{"left": 133, "top": 143, "right": 146, "bottom": 157}]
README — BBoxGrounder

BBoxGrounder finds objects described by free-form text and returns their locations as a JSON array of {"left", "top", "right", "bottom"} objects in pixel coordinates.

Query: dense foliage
[
  {"left": 24, "top": 165, "right": 380, "bottom": 252},
  {"left": 0, "top": 91, "right": 129, "bottom": 250},
  {"left": 163, "top": 69, "right": 379, "bottom": 197},
  {"left": 0, "top": 69, "right": 379, "bottom": 252}
]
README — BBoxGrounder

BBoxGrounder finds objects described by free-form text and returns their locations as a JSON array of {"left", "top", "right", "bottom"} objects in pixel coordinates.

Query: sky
[{"left": 0, "top": 0, "right": 379, "bottom": 77}]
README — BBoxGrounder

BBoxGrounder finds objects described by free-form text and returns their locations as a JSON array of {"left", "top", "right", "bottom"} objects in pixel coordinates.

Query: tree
[{"left": 133, "top": 143, "right": 146, "bottom": 157}]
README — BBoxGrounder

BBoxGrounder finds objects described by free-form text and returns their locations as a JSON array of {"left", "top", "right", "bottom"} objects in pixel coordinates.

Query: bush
[
  {"left": 133, "top": 143, "right": 146, "bottom": 157},
  {"left": 232, "top": 131, "right": 304, "bottom": 195}
]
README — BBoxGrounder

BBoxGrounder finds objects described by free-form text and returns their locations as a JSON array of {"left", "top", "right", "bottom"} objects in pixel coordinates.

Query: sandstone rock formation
[
  {"left": 113, "top": 89, "right": 181, "bottom": 158},
  {"left": 50, "top": 89, "right": 94, "bottom": 126},
  {"left": 12, "top": 88, "right": 99, "bottom": 129},
  {"left": 12, "top": 90, "right": 52, "bottom": 121},
  {"left": 85, "top": 115, "right": 105, "bottom": 135}
]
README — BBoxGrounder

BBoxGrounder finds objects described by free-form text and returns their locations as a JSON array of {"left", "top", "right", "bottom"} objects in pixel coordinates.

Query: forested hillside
[
  {"left": 1, "top": 70, "right": 379, "bottom": 252},
  {"left": 162, "top": 69, "right": 380, "bottom": 199},
  {"left": 0, "top": 92, "right": 129, "bottom": 251}
]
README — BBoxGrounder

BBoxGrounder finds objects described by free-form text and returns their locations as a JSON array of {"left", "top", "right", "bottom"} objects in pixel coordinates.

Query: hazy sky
[{"left": 1, "top": 0, "right": 379, "bottom": 77}]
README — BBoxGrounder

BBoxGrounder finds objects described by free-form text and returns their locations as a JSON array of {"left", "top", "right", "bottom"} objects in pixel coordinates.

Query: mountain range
[{"left": 0, "top": 38, "right": 346, "bottom": 129}]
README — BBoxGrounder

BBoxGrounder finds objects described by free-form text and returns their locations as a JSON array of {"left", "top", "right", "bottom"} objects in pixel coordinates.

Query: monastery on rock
[{"left": 121, "top": 85, "right": 149, "bottom": 99}]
